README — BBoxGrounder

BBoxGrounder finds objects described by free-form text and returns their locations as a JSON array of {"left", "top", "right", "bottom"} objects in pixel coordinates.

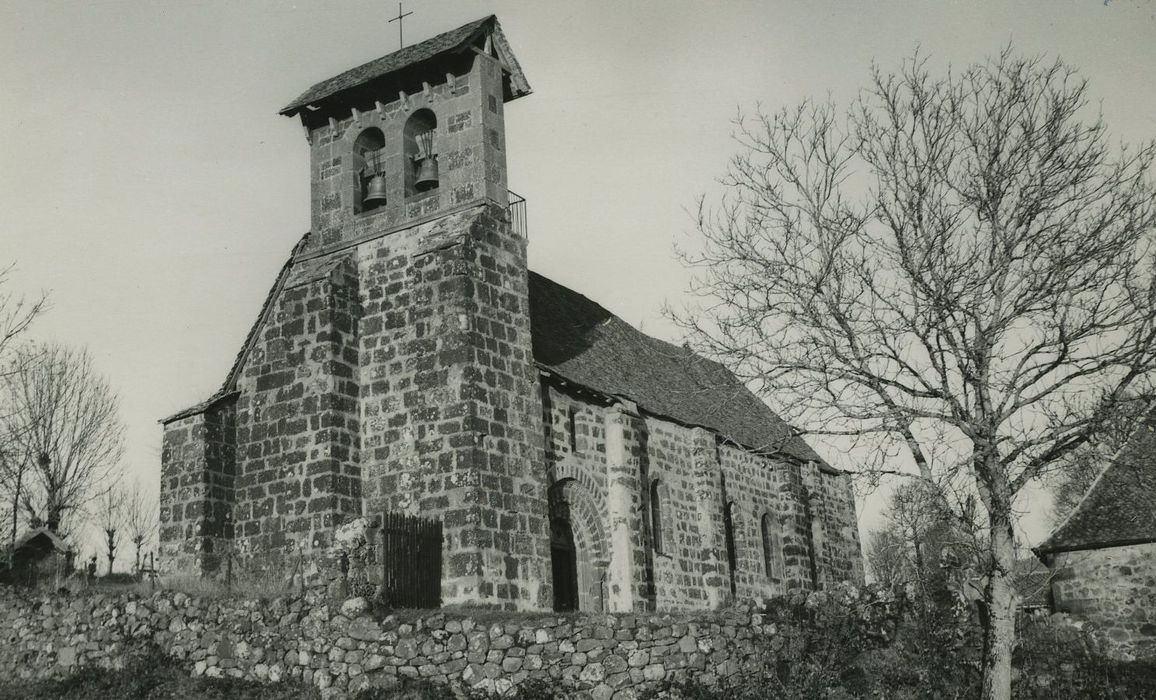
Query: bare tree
[
  {"left": 675, "top": 48, "right": 1156, "bottom": 699},
  {"left": 0, "top": 265, "right": 47, "bottom": 372},
  {"left": 869, "top": 479, "right": 986, "bottom": 618},
  {"left": 0, "top": 264, "right": 47, "bottom": 561},
  {"left": 866, "top": 526, "right": 905, "bottom": 590},
  {"left": 121, "top": 478, "right": 156, "bottom": 575},
  {"left": 869, "top": 482, "right": 956, "bottom": 592},
  {"left": 0, "top": 343, "right": 124, "bottom": 534},
  {"left": 94, "top": 484, "right": 124, "bottom": 576}
]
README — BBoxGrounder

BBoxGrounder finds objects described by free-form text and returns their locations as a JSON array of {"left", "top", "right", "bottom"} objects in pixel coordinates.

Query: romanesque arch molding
[{"left": 549, "top": 477, "right": 609, "bottom": 612}]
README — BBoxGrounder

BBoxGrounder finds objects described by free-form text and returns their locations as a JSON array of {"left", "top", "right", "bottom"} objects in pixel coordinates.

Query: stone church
[{"left": 158, "top": 16, "right": 863, "bottom": 612}]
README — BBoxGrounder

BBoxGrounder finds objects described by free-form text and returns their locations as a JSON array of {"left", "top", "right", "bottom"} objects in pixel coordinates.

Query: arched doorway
[
  {"left": 550, "top": 515, "right": 579, "bottom": 611},
  {"left": 547, "top": 477, "right": 609, "bottom": 612}
]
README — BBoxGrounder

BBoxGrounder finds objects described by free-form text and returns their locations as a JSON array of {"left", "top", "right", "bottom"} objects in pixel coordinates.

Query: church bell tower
[
  {"left": 275, "top": 16, "right": 550, "bottom": 609},
  {"left": 280, "top": 15, "right": 528, "bottom": 255}
]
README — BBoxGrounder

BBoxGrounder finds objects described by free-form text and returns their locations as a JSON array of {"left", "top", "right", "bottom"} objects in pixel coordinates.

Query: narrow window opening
[
  {"left": 650, "top": 479, "right": 663, "bottom": 554},
  {"left": 761, "top": 513, "right": 778, "bottom": 580},
  {"left": 568, "top": 406, "right": 578, "bottom": 452}
]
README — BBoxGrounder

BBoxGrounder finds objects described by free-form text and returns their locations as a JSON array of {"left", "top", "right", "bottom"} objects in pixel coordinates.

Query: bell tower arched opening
[
  {"left": 353, "top": 127, "right": 387, "bottom": 214},
  {"left": 403, "top": 109, "right": 439, "bottom": 196}
]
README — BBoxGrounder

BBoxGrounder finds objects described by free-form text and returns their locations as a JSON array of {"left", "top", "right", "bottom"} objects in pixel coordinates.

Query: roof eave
[
  {"left": 278, "top": 16, "right": 530, "bottom": 118},
  {"left": 536, "top": 364, "right": 839, "bottom": 472},
  {"left": 1034, "top": 535, "right": 1156, "bottom": 558},
  {"left": 160, "top": 390, "right": 240, "bottom": 425}
]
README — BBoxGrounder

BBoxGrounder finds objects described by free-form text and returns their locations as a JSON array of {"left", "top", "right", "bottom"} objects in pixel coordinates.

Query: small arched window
[
  {"left": 403, "top": 109, "right": 439, "bottom": 196},
  {"left": 761, "top": 512, "right": 782, "bottom": 580},
  {"left": 650, "top": 478, "right": 663, "bottom": 554},
  {"left": 353, "top": 127, "right": 386, "bottom": 214}
]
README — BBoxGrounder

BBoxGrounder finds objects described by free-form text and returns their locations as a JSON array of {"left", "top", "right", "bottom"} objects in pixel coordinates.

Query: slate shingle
[
  {"left": 528, "top": 272, "right": 826, "bottom": 466},
  {"left": 281, "top": 16, "right": 495, "bottom": 116}
]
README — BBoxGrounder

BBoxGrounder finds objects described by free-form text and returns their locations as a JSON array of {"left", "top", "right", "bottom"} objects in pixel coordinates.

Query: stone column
[
  {"left": 604, "top": 401, "right": 640, "bottom": 612},
  {"left": 691, "top": 428, "right": 726, "bottom": 609}
]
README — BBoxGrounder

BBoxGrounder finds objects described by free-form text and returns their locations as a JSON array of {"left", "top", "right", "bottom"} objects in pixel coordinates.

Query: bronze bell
[
  {"left": 415, "top": 156, "right": 439, "bottom": 192},
  {"left": 363, "top": 174, "right": 387, "bottom": 206}
]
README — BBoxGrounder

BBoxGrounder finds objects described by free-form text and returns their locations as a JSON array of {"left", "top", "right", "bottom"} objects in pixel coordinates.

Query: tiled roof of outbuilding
[
  {"left": 527, "top": 272, "right": 828, "bottom": 467},
  {"left": 1036, "top": 410, "right": 1156, "bottom": 555}
]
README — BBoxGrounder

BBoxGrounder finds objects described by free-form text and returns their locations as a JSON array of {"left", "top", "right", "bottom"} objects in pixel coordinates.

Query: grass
[
  {"left": 0, "top": 647, "right": 321, "bottom": 700},
  {"left": 27, "top": 572, "right": 301, "bottom": 602},
  {"left": 0, "top": 647, "right": 563, "bottom": 700}
]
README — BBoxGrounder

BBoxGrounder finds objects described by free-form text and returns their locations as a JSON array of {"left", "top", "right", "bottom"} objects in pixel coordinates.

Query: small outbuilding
[
  {"left": 1035, "top": 411, "right": 1156, "bottom": 658},
  {"left": 1, "top": 527, "right": 73, "bottom": 586}
]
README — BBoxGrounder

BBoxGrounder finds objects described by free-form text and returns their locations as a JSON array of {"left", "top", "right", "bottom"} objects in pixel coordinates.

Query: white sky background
[{"left": 1, "top": 0, "right": 1154, "bottom": 564}]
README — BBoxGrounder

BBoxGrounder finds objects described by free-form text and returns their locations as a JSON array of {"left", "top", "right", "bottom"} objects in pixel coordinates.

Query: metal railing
[{"left": 508, "top": 190, "right": 527, "bottom": 238}]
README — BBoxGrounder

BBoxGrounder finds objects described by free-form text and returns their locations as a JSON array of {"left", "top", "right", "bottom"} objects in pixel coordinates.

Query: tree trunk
[
  {"left": 9, "top": 466, "right": 21, "bottom": 568},
  {"left": 105, "top": 529, "right": 115, "bottom": 576},
  {"left": 981, "top": 508, "right": 1017, "bottom": 700}
]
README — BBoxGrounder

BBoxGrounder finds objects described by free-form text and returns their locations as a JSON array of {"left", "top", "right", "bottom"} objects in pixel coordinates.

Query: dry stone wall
[{"left": 0, "top": 587, "right": 786, "bottom": 700}]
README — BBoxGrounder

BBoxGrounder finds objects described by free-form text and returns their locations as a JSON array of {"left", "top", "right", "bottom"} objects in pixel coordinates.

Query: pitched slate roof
[
  {"left": 1036, "top": 410, "right": 1156, "bottom": 554},
  {"left": 528, "top": 272, "right": 827, "bottom": 466},
  {"left": 281, "top": 16, "right": 528, "bottom": 117}
]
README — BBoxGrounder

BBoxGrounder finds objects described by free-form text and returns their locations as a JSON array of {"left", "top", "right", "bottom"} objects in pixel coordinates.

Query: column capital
[{"left": 604, "top": 399, "right": 639, "bottom": 419}]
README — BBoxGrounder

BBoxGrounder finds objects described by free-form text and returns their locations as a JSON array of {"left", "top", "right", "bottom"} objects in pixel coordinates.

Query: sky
[{"left": 1, "top": 0, "right": 1154, "bottom": 563}]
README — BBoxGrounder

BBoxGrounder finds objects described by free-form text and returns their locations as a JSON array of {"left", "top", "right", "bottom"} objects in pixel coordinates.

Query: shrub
[{"left": 1013, "top": 615, "right": 1156, "bottom": 699}]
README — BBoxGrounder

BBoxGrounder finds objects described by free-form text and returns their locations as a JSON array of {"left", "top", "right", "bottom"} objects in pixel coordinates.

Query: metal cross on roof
[{"left": 389, "top": 2, "right": 414, "bottom": 48}]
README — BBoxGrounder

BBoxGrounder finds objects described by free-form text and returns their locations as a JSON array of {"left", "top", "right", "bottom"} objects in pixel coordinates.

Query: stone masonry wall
[
  {"left": 231, "top": 253, "right": 363, "bottom": 577},
  {"left": 355, "top": 203, "right": 550, "bottom": 609},
  {"left": 803, "top": 463, "right": 864, "bottom": 587},
  {"left": 306, "top": 50, "right": 508, "bottom": 256},
  {"left": 1049, "top": 542, "right": 1156, "bottom": 659},
  {"left": 540, "top": 384, "right": 864, "bottom": 614},
  {"left": 0, "top": 587, "right": 786, "bottom": 700},
  {"left": 162, "top": 196, "right": 550, "bottom": 608},
  {"left": 159, "top": 400, "right": 237, "bottom": 576}
]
